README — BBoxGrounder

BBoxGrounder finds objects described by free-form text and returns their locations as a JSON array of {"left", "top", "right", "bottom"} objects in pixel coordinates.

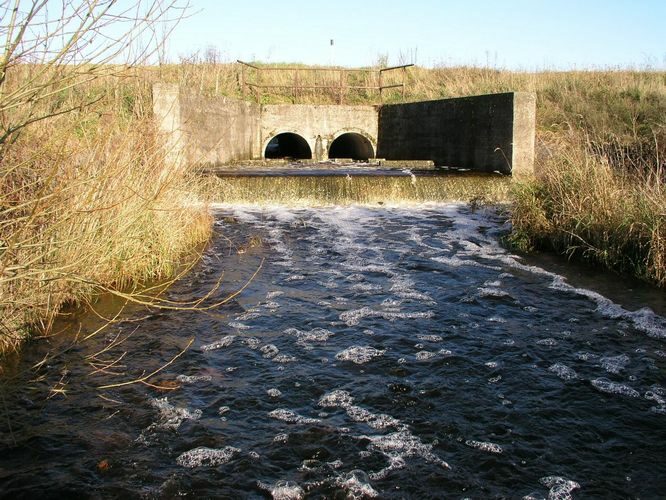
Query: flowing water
[{"left": 1, "top": 201, "right": 665, "bottom": 498}]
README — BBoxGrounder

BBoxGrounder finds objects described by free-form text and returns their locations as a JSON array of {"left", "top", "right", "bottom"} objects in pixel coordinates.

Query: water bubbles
[
  {"left": 201, "top": 335, "right": 236, "bottom": 351},
  {"left": 335, "top": 470, "right": 379, "bottom": 498},
  {"left": 228, "top": 321, "right": 251, "bottom": 330},
  {"left": 416, "top": 334, "right": 443, "bottom": 342},
  {"left": 539, "top": 475, "right": 580, "bottom": 500},
  {"left": 319, "top": 389, "right": 354, "bottom": 408},
  {"left": 273, "top": 433, "right": 289, "bottom": 443},
  {"left": 176, "top": 374, "right": 212, "bottom": 384},
  {"left": 261, "top": 344, "right": 280, "bottom": 359},
  {"left": 415, "top": 351, "right": 437, "bottom": 361},
  {"left": 362, "top": 430, "right": 449, "bottom": 480},
  {"left": 267, "top": 388, "right": 282, "bottom": 398},
  {"left": 591, "top": 378, "right": 640, "bottom": 398},
  {"left": 176, "top": 446, "right": 241, "bottom": 468},
  {"left": 335, "top": 346, "right": 386, "bottom": 364},
  {"left": 268, "top": 409, "right": 321, "bottom": 425},
  {"left": 600, "top": 354, "right": 630, "bottom": 374},
  {"left": 548, "top": 363, "right": 578, "bottom": 381},
  {"left": 146, "top": 397, "right": 202, "bottom": 431},
  {"left": 243, "top": 337, "right": 261, "bottom": 349},
  {"left": 285, "top": 327, "right": 334, "bottom": 346},
  {"left": 345, "top": 406, "right": 402, "bottom": 430},
  {"left": 258, "top": 480, "right": 304, "bottom": 500},
  {"left": 536, "top": 338, "right": 558, "bottom": 347},
  {"left": 340, "top": 307, "right": 434, "bottom": 327},
  {"left": 465, "top": 440, "right": 503, "bottom": 454}
]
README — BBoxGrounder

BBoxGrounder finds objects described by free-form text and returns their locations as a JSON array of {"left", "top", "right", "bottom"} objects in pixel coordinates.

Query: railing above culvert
[{"left": 237, "top": 61, "right": 413, "bottom": 104}]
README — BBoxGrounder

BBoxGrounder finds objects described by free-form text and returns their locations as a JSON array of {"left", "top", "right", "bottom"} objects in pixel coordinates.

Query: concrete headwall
[
  {"left": 153, "top": 84, "right": 535, "bottom": 174},
  {"left": 261, "top": 104, "right": 378, "bottom": 161},
  {"left": 377, "top": 92, "right": 536, "bottom": 175},
  {"left": 153, "top": 84, "right": 378, "bottom": 165}
]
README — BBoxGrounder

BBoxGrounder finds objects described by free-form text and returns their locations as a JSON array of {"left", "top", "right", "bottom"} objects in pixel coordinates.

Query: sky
[{"left": 162, "top": 0, "right": 666, "bottom": 69}]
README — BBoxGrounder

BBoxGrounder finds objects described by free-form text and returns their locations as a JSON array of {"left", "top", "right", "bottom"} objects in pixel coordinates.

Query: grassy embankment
[
  {"left": 0, "top": 68, "right": 212, "bottom": 354},
  {"left": 155, "top": 61, "right": 665, "bottom": 286}
]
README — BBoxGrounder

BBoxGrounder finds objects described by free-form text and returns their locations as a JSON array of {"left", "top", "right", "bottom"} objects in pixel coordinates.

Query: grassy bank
[
  {"left": 0, "top": 74, "right": 212, "bottom": 354},
  {"left": 160, "top": 60, "right": 664, "bottom": 286}
]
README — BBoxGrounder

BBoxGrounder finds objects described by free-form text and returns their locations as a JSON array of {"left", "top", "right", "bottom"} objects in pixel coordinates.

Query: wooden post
[
  {"left": 240, "top": 64, "right": 246, "bottom": 98},
  {"left": 378, "top": 70, "right": 383, "bottom": 103}
]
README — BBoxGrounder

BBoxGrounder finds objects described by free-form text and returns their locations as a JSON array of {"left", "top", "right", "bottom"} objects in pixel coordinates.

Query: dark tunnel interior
[{"left": 264, "top": 133, "right": 312, "bottom": 159}]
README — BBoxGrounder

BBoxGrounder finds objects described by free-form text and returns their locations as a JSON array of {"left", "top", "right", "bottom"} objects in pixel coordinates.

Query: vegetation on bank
[{"left": 0, "top": 1, "right": 210, "bottom": 354}]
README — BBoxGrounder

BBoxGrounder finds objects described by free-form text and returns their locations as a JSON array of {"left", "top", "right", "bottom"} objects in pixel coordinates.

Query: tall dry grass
[{"left": 1, "top": 74, "right": 212, "bottom": 354}]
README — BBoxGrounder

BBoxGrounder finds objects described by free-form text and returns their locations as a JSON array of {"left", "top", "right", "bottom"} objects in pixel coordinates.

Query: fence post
[{"left": 378, "top": 69, "right": 383, "bottom": 103}]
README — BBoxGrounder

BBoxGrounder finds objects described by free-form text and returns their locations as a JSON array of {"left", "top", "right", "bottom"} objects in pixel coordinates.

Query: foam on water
[
  {"left": 334, "top": 470, "right": 379, "bottom": 498},
  {"left": 201, "top": 335, "right": 236, "bottom": 351},
  {"left": 345, "top": 405, "right": 403, "bottom": 430},
  {"left": 340, "top": 307, "right": 435, "bottom": 327},
  {"left": 318, "top": 389, "right": 354, "bottom": 408},
  {"left": 539, "top": 475, "right": 580, "bottom": 500},
  {"left": 257, "top": 480, "right": 305, "bottom": 500},
  {"left": 176, "top": 374, "right": 212, "bottom": 384},
  {"left": 335, "top": 346, "right": 386, "bottom": 364},
  {"left": 228, "top": 321, "right": 251, "bottom": 330},
  {"left": 362, "top": 430, "right": 449, "bottom": 480},
  {"left": 176, "top": 446, "right": 241, "bottom": 468},
  {"left": 600, "top": 354, "right": 630, "bottom": 374},
  {"left": 591, "top": 378, "right": 640, "bottom": 398},
  {"left": 416, "top": 334, "right": 443, "bottom": 342},
  {"left": 268, "top": 409, "right": 321, "bottom": 425},
  {"left": 548, "top": 363, "right": 578, "bottom": 381},
  {"left": 261, "top": 344, "right": 280, "bottom": 359},
  {"left": 145, "top": 397, "right": 202, "bottom": 431},
  {"left": 285, "top": 327, "right": 334, "bottom": 347},
  {"left": 465, "top": 439, "right": 504, "bottom": 454}
]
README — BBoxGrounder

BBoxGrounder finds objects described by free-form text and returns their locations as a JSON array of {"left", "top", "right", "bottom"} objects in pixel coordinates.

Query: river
[{"left": 1, "top": 203, "right": 665, "bottom": 498}]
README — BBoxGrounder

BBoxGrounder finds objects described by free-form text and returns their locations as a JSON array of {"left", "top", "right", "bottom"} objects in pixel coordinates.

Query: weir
[{"left": 153, "top": 84, "right": 536, "bottom": 178}]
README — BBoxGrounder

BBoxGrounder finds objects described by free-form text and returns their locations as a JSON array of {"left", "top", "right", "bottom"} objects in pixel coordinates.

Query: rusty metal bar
[
  {"left": 246, "top": 83, "right": 390, "bottom": 90},
  {"left": 378, "top": 83, "right": 405, "bottom": 90},
  {"left": 379, "top": 63, "right": 414, "bottom": 73},
  {"left": 236, "top": 60, "right": 261, "bottom": 70}
]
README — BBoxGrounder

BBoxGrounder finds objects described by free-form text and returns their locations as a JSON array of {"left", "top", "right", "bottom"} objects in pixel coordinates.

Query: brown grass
[{"left": 1, "top": 73, "right": 212, "bottom": 354}]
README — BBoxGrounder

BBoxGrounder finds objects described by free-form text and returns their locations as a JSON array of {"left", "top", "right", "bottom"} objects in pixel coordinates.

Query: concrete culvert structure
[
  {"left": 264, "top": 133, "right": 312, "bottom": 160},
  {"left": 329, "top": 133, "right": 374, "bottom": 161}
]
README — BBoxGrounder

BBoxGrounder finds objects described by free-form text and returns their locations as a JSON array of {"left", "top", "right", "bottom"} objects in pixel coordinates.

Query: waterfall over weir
[{"left": 206, "top": 164, "right": 511, "bottom": 206}]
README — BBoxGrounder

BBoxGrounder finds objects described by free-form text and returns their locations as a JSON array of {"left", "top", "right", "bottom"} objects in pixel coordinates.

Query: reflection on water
[{"left": 1, "top": 203, "right": 665, "bottom": 498}]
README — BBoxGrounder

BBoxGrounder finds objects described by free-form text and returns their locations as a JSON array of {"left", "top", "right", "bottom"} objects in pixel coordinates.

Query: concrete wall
[
  {"left": 153, "top": 85, "right": 535, "bottom": 174},
  {"left": 377, "top": 92, "right": 536, "bottom": 175},
  {"left": 153, "top": 83, "right": 261, "bottom": 166},
  {"left": 261, "top": 104, "right": 379, "bottom": 161}
]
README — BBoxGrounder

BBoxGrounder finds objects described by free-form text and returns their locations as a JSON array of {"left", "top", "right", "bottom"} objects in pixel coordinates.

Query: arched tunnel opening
[
  {"left": 328, "top": 133, "right": 374, "bottom": 161},
  {"left": 264, "top": 133, "right": 312, "bottom": 160}
]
